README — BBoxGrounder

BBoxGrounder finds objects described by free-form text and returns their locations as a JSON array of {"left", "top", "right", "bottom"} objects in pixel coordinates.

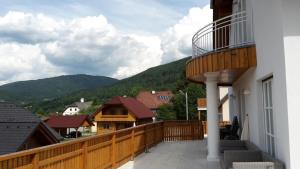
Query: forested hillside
[{"left": 32, "top": 57, "right": 191, "bottom": 114}]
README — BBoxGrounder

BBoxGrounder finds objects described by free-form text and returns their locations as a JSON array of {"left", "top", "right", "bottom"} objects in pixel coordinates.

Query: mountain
[
  {"left": 33, "top": 57, "right": 191, "bottom": 113},
  {"left": 0, "top": 74, "right": 119, "bottom": 103}
]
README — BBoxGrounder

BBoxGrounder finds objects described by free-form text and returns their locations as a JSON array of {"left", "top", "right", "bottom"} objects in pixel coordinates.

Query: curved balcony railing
[{"left": 192, "top": 11, "right": 254, "bottom": 58}]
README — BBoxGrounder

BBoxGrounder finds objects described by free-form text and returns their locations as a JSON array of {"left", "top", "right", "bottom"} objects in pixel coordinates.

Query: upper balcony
[{"left": 186, "top": 11, "right": 257, "bottom": 85}]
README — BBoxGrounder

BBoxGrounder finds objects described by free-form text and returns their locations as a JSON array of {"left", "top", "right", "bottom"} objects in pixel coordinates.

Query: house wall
[
  {"left": 20, "top": 127, "right": 56, "bottom": 151},
  {"left": 280, "top": 1, "right": 300, "bottom": 168},
  {"left": 231, "top": 0, "right": 300, "bottom": 168},
  {"left": 97, "top": 122, "right": 134, "bottom": 134},
  {"left": 91, "top": 121, "right": 97, "bottom": 133},
  {"left": 95, "top": 106, "right": 136, "bottom": 134}
]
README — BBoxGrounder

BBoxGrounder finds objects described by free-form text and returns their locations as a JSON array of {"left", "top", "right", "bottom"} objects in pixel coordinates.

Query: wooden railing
[
  {"left": 164, "top": 121, "right": 204, "bottom": 141},
  {"left": 0, "top": 121, "right": 203, "bottom": 169},
  {"left": 202, "top": 121, "right": 231, "bottom": 135}
]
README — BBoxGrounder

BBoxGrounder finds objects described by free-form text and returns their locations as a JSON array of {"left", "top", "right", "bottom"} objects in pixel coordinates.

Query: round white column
[{"left": 205, "top": 72, "right": 220, "bottom": 161}]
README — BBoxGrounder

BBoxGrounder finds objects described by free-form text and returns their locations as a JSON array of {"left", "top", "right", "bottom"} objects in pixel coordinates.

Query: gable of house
[
  {"left": 0, "top": 102, "right": 60, "bottom": 155},
  {"left": 94, "top": 96, "right": 154, "bottom": 122}
]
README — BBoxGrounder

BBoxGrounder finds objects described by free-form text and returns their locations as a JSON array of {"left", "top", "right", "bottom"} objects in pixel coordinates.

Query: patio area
[{"left": 119, "top": 140, "right": 221, "bottom": 169}]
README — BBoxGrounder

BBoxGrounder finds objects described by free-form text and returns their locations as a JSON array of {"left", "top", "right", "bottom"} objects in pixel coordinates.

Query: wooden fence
[
  {"left": 0, "top": 121, "right": 203, "bottom": 169},
  {"left": 163, "top": 121, "right": 204, "bottom": 141},
  {"left": 202, "top": 121, "right": 231, "bottom": 135}
]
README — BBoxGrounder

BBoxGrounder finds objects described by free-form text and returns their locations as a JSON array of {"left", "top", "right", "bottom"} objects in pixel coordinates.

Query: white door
[{"left": 262, "top": 78, "right": 276, "bottom": 157}]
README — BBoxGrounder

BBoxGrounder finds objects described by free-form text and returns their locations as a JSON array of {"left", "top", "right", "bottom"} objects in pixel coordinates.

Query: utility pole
[
  {"left": 185, "top": 92, "right": 188, "bottom": 121},
  {"left": 179, "top": 90, "right": 189, "bottom": 121}
]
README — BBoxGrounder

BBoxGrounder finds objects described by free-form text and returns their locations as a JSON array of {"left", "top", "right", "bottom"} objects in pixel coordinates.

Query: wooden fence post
[
  {"left": 144, "top": 126, "right": 149, "bottom": 153},
  {"left": 162, "top": 122, "right": 165, "bottom": 142},
  {"left": 32, "top": 153, "right": 39, "bottom": 169},
  {"left": 82, "top": 141, "right": 88, "bottom": 169},
  {"left": 112, "top": 132, "right": 116, "bottom": 168},
  {"left": 131, "top": 128, "right": 135, "bottom": 160},
  {"left": 191, "top": 122, "right": 195, "bottom": 140},
  {"left": 153, "top": 124, "right": 157, "bottom": 144}
]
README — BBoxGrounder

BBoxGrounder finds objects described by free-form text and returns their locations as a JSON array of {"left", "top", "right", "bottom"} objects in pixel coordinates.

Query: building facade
[
  {"left": 62, "top": 98, "right": 92, "bottom": 116},
  {"left": 93, "top": 96, "right": 154, "bottom": 134},
  {"left": 186, "top": 0, "right": 300, "bottom": 168}
]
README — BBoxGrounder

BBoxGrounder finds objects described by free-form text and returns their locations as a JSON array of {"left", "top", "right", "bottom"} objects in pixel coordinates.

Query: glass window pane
[
  {"left": 270, "top": 109, "right": 274, "bottom": 134},
  {"left": 267, "top": 136, "right": 271, "bottom": 154},
  {"left": 264, "top": 83, "right": 269, "bottom": 107},
  {"left": 269, "top": 81, "right": 273, "bottom": 107},
  {"left": 266, "top": 109, "right": 270, "bottom": 133},
  {"left": 271, "top": 137, "right": 275, "bottom": 157},
  {"left": 263, "top": 79, "right": 275, "bottom": 157}
]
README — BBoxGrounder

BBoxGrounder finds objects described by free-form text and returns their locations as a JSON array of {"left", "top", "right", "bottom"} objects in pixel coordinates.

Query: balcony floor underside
[
  {"left": 119, "top": 140, "right": 220, "bottom": 169},
  {"left": 186, "top": 45, "right": 256, "bottom": 85}
]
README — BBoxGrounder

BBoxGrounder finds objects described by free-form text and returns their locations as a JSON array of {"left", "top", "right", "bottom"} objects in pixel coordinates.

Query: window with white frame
[{"left": 262, "top": 78, "right": 276, "bottom": 157}]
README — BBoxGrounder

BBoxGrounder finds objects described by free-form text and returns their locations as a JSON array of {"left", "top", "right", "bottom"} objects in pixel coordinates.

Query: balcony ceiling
[{"left": 186, "top": 45, "right": 257, "bottom": 86}]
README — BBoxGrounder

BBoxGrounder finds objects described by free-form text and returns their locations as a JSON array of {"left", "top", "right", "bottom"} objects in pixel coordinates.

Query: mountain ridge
[{"left": 0, "top": 74, "right": 119, "bottom": 103}]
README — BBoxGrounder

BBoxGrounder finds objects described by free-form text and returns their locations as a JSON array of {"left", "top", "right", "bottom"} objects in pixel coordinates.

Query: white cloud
[
  {"left": 161, "top": 5, "right": 212, "bottom": 63},
  {"left": 0, "top": 43, "right": 62, "bottom": 85},
  {"left": 0, "top": 5, "right": 212, "bottom": 84}
]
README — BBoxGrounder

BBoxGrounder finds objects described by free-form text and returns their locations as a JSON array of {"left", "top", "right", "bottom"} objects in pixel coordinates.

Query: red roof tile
[
  {"left": 95, "top": 96, "right": 154, "bottom": 119},
  {"left": 136, "top": 91, "right": 173, "bottom": 109},
  {"left": 45, "top": 115, "right": 93, "bottom": 128}
]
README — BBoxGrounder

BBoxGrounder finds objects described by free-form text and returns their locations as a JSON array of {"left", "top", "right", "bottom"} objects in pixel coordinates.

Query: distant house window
[
  {"left": 157, "top": 96, "right": 170, "bottom": 100},
  {"left": 70, "top": 108, "right": 72, "bottom": 111},
  {"left": 75, "top": 108, "right": 77, "bottom": 111},
  {"left": 103, "top": 124, "right": 110, "bottom": 129}
]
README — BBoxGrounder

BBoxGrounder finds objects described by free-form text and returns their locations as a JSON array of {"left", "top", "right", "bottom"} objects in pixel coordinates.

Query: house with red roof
[
  {"left": 45, "top": 115, "right": 93, "bottom": 138},
  {"left": 93, "top": 96, "right": 154, "bottom": 134},
  {"left": 136, "top": 91, "right": 173, "bottom": 114}
]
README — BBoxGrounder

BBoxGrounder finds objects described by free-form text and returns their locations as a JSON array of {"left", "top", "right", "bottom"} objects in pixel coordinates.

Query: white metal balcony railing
[{"left": 192, "top": 11, "right": 254, "bottom": 58}]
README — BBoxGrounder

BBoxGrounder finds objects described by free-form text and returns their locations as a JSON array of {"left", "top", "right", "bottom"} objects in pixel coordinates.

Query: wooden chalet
[{"left": 93, "top": 96, "right": 154, "bottom": 134}]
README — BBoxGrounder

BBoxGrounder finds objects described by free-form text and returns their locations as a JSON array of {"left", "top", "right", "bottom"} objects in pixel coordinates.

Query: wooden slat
[
  {"left": 186, "top": 45, "right": 257, "bottom": 84},
  {"left": 0, "top": 121, "right": 203, "bottom": 169},
  {"left": 163, "top": 121, "right": 204, "bottom": 141}
]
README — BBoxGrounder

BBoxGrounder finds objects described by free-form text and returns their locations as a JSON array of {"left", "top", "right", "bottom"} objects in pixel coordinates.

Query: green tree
[
  {"left": 128, "top": 85, "right": 144, "bottom": 97},
  {"left": 79, "top": 105, "right": 99, "bottom": 115},
  {"left": 172, "top": 69, "right": 206, "bottom": 120},
  {"left": 156, "top": 104, "right": 176, "bottom": 120}
]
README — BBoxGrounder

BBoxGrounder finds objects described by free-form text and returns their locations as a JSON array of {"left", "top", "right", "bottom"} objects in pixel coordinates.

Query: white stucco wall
[
  {"left": 281, "top": 1, "right": 300, "bottom": 169},
  {"left": 231, "top": 0, "right": 300, "bottom": 168},
  {"left": 232, "top": 68, "right": 260, "bottom": 146}
]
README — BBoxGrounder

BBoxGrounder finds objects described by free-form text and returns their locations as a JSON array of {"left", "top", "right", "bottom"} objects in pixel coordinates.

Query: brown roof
[
  {"left": 136, "top": 91, "right": 173, "bottom": 110},
  {"left": 45, "top": 115, "right": 93, "bottom": 128},
  {"left": 94, "top": 96, "right": 154, "bottom": 119}
]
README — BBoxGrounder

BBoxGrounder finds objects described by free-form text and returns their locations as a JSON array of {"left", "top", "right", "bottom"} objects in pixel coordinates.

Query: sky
[{"left": 0, "top": 0, "right": 212, "bottom": 85}]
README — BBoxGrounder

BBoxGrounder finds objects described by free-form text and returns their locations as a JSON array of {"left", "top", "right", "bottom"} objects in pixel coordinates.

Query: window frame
[{"left": 262, "top": 77, "right": 276, "bottom": 157}]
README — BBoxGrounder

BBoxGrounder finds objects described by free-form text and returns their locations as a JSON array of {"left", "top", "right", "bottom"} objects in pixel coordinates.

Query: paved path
[{"left": 119, "top": 140, "right": 220, "bottom": 169}]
